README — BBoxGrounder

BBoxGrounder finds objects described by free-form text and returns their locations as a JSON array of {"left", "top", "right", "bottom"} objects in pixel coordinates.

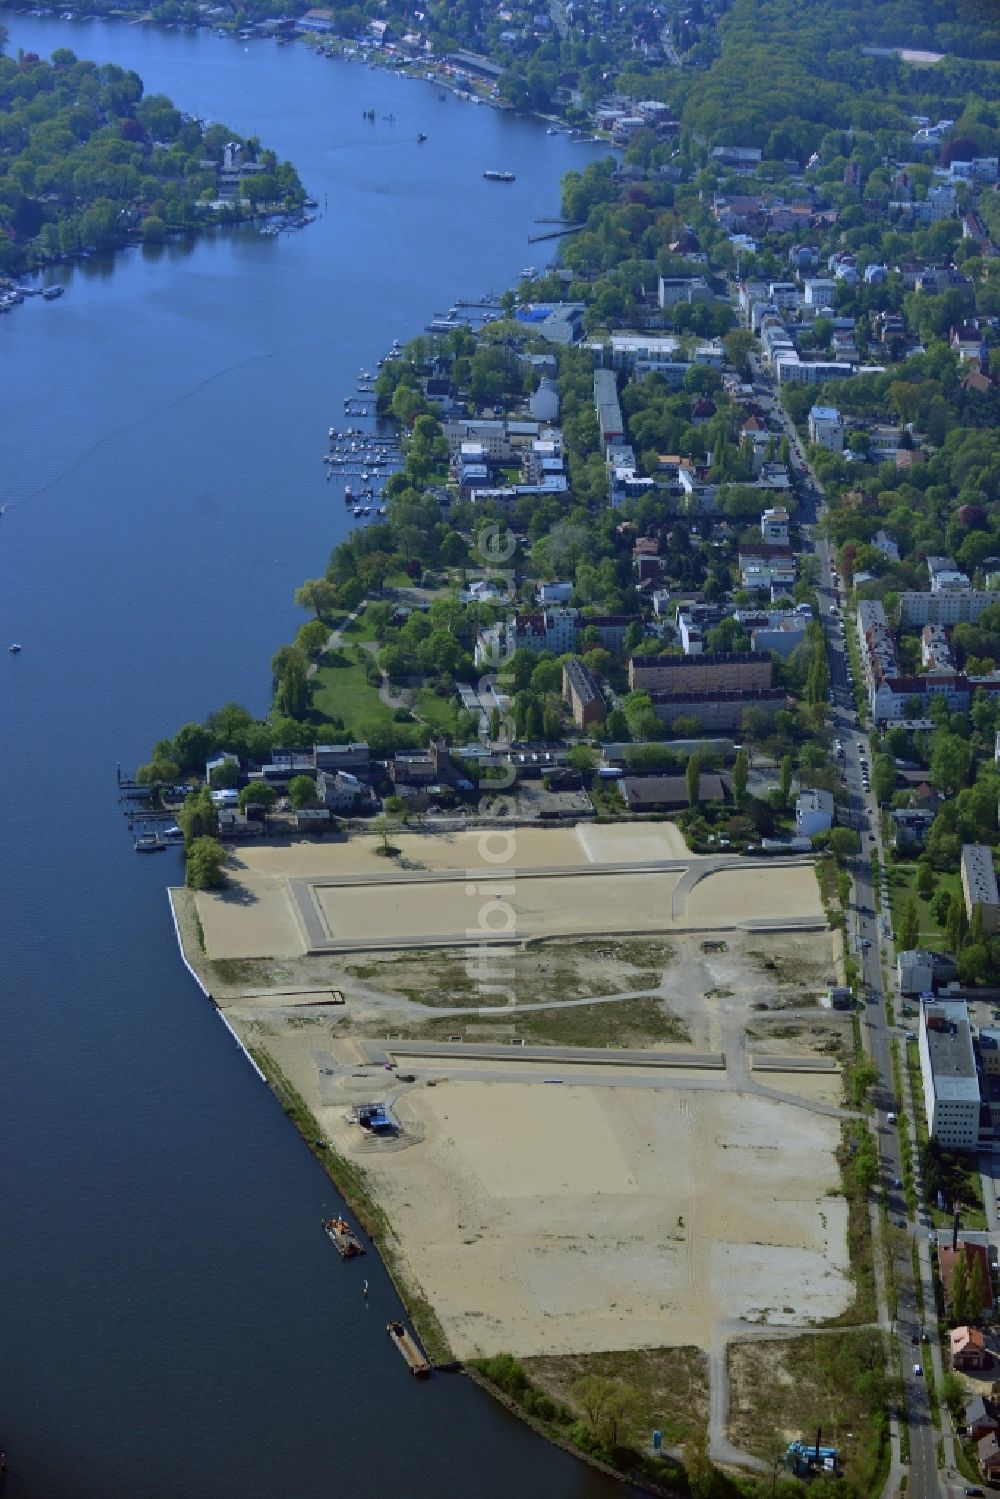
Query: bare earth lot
[
  {"left": 174, "top": 820, "right": 853, "bottom": 1372},
  {"left": 191, "top": 823, "right": 823, "bottom": 960}
]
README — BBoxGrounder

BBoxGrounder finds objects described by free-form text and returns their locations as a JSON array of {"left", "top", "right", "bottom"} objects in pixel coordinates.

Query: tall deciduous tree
[
  {"left": 898, "top": 894, "right": 920, "bottom": 953},
  {"left": 287, "top": 775, "right": 316, "bottom": 810},
  {"left": 950, "top": 1254, "right": 971, "bottom": 1324},
  {"left": 732, "top": 748, "right": 749, "bottom": 809},
  {"left": 185, "top": 835, "right": 227, "bottom": 890},
  {"left": 686, "top": 751, "right": 702, "bottom": 809}
]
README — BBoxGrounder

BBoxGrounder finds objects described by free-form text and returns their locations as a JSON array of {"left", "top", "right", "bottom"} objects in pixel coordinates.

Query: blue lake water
[{"left": 0, "top": 20, "right": 625, "bottom": 1496}]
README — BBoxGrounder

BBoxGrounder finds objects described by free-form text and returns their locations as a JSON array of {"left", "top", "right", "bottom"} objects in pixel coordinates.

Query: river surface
[{"left": 0, "top": 20, "right": 624, "bottom": 1497}]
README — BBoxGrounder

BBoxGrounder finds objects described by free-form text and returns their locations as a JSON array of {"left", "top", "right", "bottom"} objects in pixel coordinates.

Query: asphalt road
[{"left": 753, "top": 368, "right": 948, "bottom": 1498}]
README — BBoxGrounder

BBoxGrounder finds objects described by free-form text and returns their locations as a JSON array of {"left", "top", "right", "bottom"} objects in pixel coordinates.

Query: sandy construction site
[
  {"left": 192, "top": 823, "right": 825, "bottom": 960},
  {"left": 176, "top": 819, "right": 852, "bottom": 1367},
  {"left": 256, "top": 1037, "right": 853, "bottom": 1360}
]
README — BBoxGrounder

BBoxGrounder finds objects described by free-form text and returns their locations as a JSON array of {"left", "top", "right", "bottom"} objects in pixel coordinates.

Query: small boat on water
[
  {"left": 353, "top": 505, "right": 363, "bottom": 517},
  {"left": 483, "top": 170, "right": 515, "bottom": 182},
  {"left": 134, "top": 835, "right": 167, "bottom": 853},
  {"left": 323, "top": 1216, "right": 366, "bottom": 1259},
  {"left": 416, "top": 132, "right": 427, "bottom": 142},
  {"left": 42, "top": 285, "right": 65, "bottom": 300},
  {"left": 8, "top": 643, "right": 21, "bottom": 654},
  {"left": 387, "top": 1320, "right": 431, "bottom": 1377}
]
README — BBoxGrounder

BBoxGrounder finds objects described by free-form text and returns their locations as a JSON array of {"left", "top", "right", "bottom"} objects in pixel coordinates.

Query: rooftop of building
[
  {"left": 923, "top": 1000, "right": 980, "bottom": 1103},
  {"left": 962, "top": 843, "right": 1000, "bottom": 905}
]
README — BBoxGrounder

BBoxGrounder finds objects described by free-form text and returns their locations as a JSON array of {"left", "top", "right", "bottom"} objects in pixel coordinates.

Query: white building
[
  {"left": 677, "top": 611, "right": 704, "bottom": 655},
  {"left": 795, "top": 788, "right": 834, "bottom": 837},
  {"left": 803, "top": 278, "right": 836, "bottom": 307},
  {"left": 760, "top": 506, "right": 790, "bottom": 545},
  {"left": 918, "top": 999, "right": 981, "bottom": 1152},
  {"left": 808, "top": 405, "right": 844, "bottom": 452},
  {"left": 539, "top": 581, "right": 574, "bottom": 606},
  {"left": 900, "top": 591, "right": 1000, "bottom": 626}
]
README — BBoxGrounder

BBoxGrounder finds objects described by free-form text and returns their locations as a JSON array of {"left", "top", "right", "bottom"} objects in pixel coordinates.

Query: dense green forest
[{"left": 0, "top": 40, "right": 303, "bottom": 273}]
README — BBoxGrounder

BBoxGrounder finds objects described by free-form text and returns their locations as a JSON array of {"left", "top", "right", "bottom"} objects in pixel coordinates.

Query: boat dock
[{"left": 387, "top": 1320, "right": 431, "bottom": 1377}]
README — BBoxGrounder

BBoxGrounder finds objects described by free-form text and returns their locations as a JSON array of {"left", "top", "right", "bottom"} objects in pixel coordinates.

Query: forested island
[{"left": 0, "top": 32, "right": 304, "bottom": 274}]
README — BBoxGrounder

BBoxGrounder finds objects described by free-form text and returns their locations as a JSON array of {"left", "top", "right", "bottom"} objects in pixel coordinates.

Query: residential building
[
  {"left": 297, "top": 7, "right": 336, "bottom": 31},
  {"left": 594, "top": 369, "right": 624, "bottom": 453},
  {"left": 539, "top": 581, "right": 574, "bottom": 606},
  {"left": 313, "top": 742, "right": 371, "bottom": 775},
  {"left": 795, "top": 788, "right": 834, "bottom": 837},
  {"left": 918, "top": 999, "right": 981, "bottom": 1151},
  {"left": 657, "top": 274, "right": 712, "bottom": 308},
  {"left": 629, "top": 652, "right": 772, "bottom": 695},
  {"left": 891, "top": 809, "right": 935, "bottom": 849},
  {"left": 476, "top": 609, "right": 639, "bottom": 666},
  {"left": 978, "top": 1436, "right": 1000, "bottom": 1481},
  {"left": 293, "top": 807, "right": 332, "bottom": 833},
  {"left": 218, "top": 141, "right": 269, "bottom": 198},
  {"left": 677, "top": 611, "right": 705, "bottom": 655},
  {"left": 921, "top": 623, "right": 953, "bottom": 670},
  {"left": 961, "top": 844, "right": 1000, "bottom": 935},
  {"left": 529, "top": 378, "right": 560, "bottom": 422},
  {"left": 563, "top": 657, "right": 606, "bottom": 729},
  {"left": 710, "top": 145, "right": 762, "bottom": 171},
  {"left": 898, "top": 949, "right": 935, "bottom": 996},
  {"left": 644, "top": 688, "right": 785, "bottom": 731},
  {"left": 874, "top": 529, "right": 900, "bottom": 563},
  {"left": 900, "top": 591, "right": 1000, "bottom": 626},
  {"left": 775, "top": 355, "right": 859, "bottom": 385},
  {"left": 740, "top": 611, "right": 809, "bottom": 658},
  {"left": 216, "top": 809, "right": 260, "bottom": 840},
  {"left": 953, "top": 1331, "right": 991, "bottom": 1374},
  {"left": 760, "top": 506, "right": 790, "bottom": 545},
  {"left": 738, "top": 543, "right": 796, "bottom": 592},
  {"left": 803, "top": 278, "right": 836, "bottom": 307},
  {"left": 316, "top": 770, "right": 363, "bottom": 811},
  {"left": 965, "top": 1392, "right": 999, "bottom": 1431},
  {"left": 390, "top": 752, "right": 437, "bottom": 786},
  {"left": 618, "top": 773, "right": 727, "bottom": 811},
  {"left": 927, "top": 553, "right": 971, "bottom": 594},
  {"left": 808, "top": 405, "right": 844, "bottom": 452}
]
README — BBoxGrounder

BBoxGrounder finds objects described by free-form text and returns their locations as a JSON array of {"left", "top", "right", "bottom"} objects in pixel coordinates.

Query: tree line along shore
[{"left": 0, "top": 34, "right": 304, "bottom": 277}]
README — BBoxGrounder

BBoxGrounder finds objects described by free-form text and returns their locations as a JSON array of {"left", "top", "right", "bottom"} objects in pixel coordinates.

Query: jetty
[{"left": 387, "top": 1319, "right": 431, "bottom": 1377}]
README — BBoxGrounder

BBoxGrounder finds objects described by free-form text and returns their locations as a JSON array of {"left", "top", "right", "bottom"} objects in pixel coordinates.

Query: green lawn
[
  {"left": 886, "top": 860, "right": 959, "bottom": 947},
  {"left": 311, "top": 645, "right": 392, "bottom": 728},
  {"left": 412, "top": 687, "right": 461, "bottom": 737}
]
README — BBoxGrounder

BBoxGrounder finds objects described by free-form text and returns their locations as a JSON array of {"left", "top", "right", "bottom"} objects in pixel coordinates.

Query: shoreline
[
  {"left": 9, "top": 9, "right": 610, "bottom": 139},
  {"left": 166, "top": 882, "right": 685, "bottom": 1497}
]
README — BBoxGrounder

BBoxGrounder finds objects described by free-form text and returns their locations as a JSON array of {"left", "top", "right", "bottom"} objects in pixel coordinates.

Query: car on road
[
  {"left": 964, "top": 1487, "right": 983, "bottom": 1495},
  {"left": 894, "top": 1178, "right": 902, "bottom": 1188},
  {"left": 912, "top": 1362, "right": 922, "bottom": 1376}
]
